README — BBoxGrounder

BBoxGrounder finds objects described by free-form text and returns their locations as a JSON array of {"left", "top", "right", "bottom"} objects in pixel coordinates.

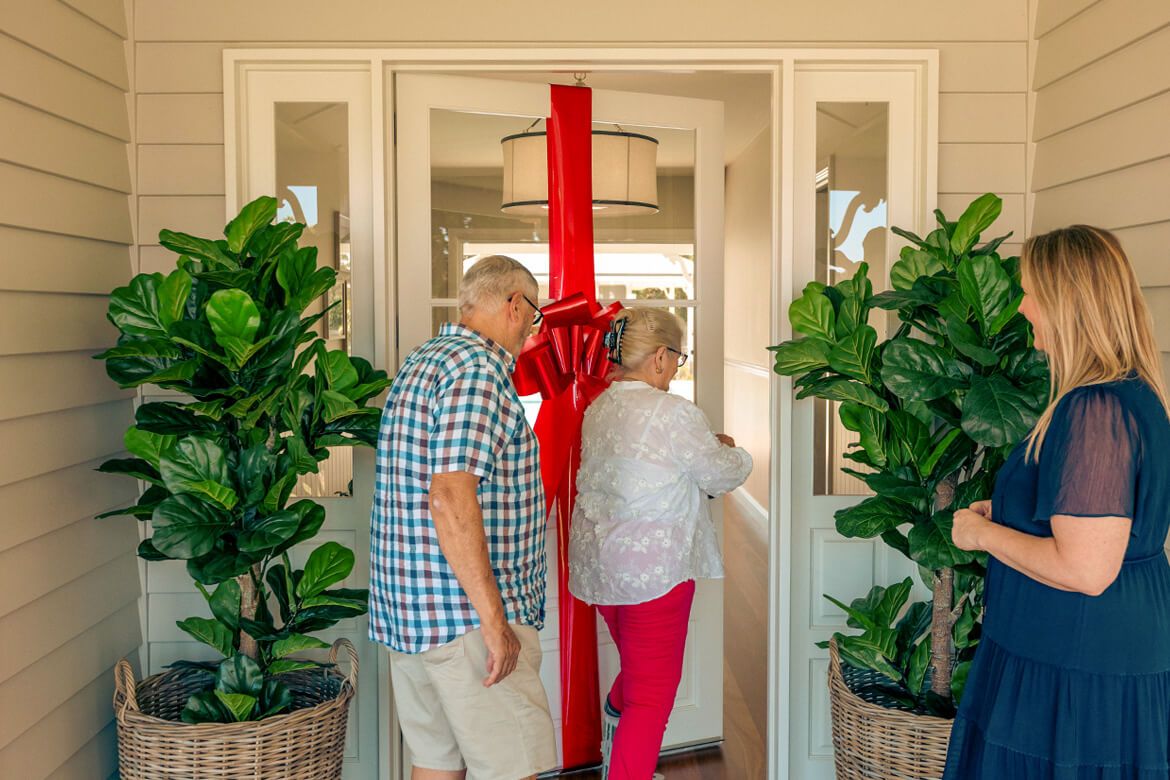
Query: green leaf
[
  {"left": 789, "top": 283, "right": 835, "bottom": 341},
  {"left": 206, "top": 289, "right": 262, "bottom": 367},
  {"left": 881, "top": 338, "right": 971, "bottom": 402},
  {"left": 267, "top": 660, "right": 319, "bottom": 676},
  {"left": 136, "top": 402, "right": 217, "bottom": 436},
  {"left": 951, "top": 660, "right": 973, "bottom": 705},
  {"left": 907, "top": 639, "right": 931, "bottom": 697},
  {"left": 956, "top": 254, "right": 1012, "bottom": 333},
  {"left": 950, "top": 193, "right": 1002, "bottom": 256},
  {"left": 152, "top": 494, "right": 232, "bottom": 559},
  {"left": 214, "top": 691, "right": 257, "bottom": 722},
  {"left": 157, "top": 268, "right": 193, "bottom": 329},
  {"left": 921, "top": 428, "right": 964, "bottom": 478},
  {"left": 824, "top": 594, "right": 878, "bottom": 632},
  {"left": 225, "top": 196, "right": 277, "bottom": 254},
  {"left": 835, "top": 264, "right": 873, "bottom": 338},
  {"left": 953, "top": 602, "right": 977, "bottom": 649},
  {"left": 907, "top": 511, "right": 977, "bottom": 570},
  {"left": 176, "top": 616, "right": 233, "bottom": 656},
  {"left": 181, "top": 690, "right": 230, "bottom": 724},
  {"left": 946, "top": 319, "right": 1000, "bottom": 367},
  {"left": 796, "top": 377, "right": 890, "bottom": 413},
  {"left": 272, "top": 500, "right": 326, "bottom": 555},
  {"left": 961, "top": 375, "right": 1041, "bottom": 448},
  {"left": 159, "top": 229, "right": 238, "bottom": 269},
  {"left": 239, "top": 510, "right": 301, "bottom": 553},
  {"left": 124, "top": 427, "right": 176, "bottom": 469},
  {"left": 249, "top": 221, "right": 304, "bottom": 263},
  {"left": 828, "top": 326, "right": 877, "bottom": 383},
  {"left": 259, "top": 678, "right": 295, "bottom": 718},
  {"left": 94, "top": 338, "right": 183, "bottom": 362},
  {"left": 262, "top": 472, "right": 298, "bottom": 514},
  {"left": 208, "top": 579, "right": 242, "bottom": 633},
  {"left": 319, "top": 348, "right": 359, "bottom": 391},
  {"left": 297, "top": 541, "right": 355, "bottom": 598},
  {"left": 834, "top": 497, "right": 907, "bottom": 539},
  {"left": 160, "top": 437, "right": 238, "bottom": 510},
  {"left": 838, "top": 402, "right": 887, "bottom": 467},
  {"left": 108, "top": 274, "right": 167, "bottom": 338},
  {"left": 896, "top": 601, "right": 933, "bottom": 650},
  {"left": 187, "top": 548, "right": 259, "bottom": 585},
  {"left": 890, "top": 247, "right": 945, "bottom": 291},
  {"left": 319, "top": 389, "right": 359, "bottom": 422},
  {"left": 217, "top": 653, "right": 264, "bottom": 697},
  {"left": 284, "top": 434, "right": 320, "bottom": 475},
  {"left": 277, "top": 247, "right": 335, "bottom": 312},
  {"left": 837, "top": 634, "right": 902, "bottom": 683},
  {"left": 137, "top": 538, "right": 171, "bottom": 561},
  {"left": 272, "top": 633, "right": 331, "bottom": 659},
  {"left": 769, "top": 338, "right": 831, "bottom": 376},
  {"left": 97, "top": 457, "right": 163, "bottom": 486}
]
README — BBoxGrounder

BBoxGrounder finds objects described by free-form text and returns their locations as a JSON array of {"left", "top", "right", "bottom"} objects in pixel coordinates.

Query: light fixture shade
[{"left": 501, "top": 130, "right": 659, "bottom": 217}]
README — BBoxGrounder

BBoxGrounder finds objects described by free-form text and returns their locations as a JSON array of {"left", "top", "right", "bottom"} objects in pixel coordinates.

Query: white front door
[
  {"left": 394, "top": 72, "right": 726, "bottom": 770},
  {"left": 231, "top": 65, "right": 381, "bottom": 780},
  {"left": 785, "top": 64, "right": 935, "bottom": 780}
]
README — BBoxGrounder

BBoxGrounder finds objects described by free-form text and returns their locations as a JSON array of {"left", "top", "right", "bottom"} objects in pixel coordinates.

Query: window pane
[
  {"left": 275, "top": 101, "right": 354, "bottom": 498},
  {"left": 813, "top": 102, "right": 889, "bottom": 496}
]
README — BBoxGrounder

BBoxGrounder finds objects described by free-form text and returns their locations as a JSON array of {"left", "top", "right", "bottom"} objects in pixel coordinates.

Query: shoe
[
  {"left": 653, "top": 774, "right": 665, "bottom": 779},
  {"left": 601, "top": 697, "right": 620, "bottom": 778}
]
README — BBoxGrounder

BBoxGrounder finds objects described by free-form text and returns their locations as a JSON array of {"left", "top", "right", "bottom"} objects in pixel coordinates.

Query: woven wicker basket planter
[
  {"left": 114, "top": 638, "right": 358, "bottom": 779},
  {"left": 828, "top": 638, "right": 953, "bottom": 780}
]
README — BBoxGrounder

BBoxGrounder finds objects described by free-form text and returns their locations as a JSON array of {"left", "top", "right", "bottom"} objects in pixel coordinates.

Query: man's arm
[{"left": 429, "top": 470, "right": 520, "bottom": 686}]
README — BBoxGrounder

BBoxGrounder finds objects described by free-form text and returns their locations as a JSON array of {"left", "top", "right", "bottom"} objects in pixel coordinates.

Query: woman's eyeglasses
[{"left": 666, "top": 347, "right": 689, "bottom": 367}]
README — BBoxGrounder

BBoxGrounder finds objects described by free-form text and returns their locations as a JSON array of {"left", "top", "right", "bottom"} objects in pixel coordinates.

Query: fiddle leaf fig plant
[
  {"left": 771, "top": 193, "right": 1048, "bottom": 715},
  {"left": 96, "top": 196, "right": 390, "bottom": 723}
]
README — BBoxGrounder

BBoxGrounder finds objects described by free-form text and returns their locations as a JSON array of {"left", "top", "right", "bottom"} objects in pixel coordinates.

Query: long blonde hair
[{"left": 1023, "top": 225, "right": 1169, "bottom": 459}]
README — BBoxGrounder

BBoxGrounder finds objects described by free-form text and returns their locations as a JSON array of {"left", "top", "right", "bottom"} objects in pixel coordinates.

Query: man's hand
[
  {"left": 715, "top": 433, "right": 736, "bottom": 447},
  {"left": 481, "top": 622, "right": 521, "bottom": 687},
  {"left": 970, "top": 499, "right": 993, "bottom": 520}
]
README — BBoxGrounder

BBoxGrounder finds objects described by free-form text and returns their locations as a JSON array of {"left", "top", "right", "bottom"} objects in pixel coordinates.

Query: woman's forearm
[{"left": 976, "top": 522, "right": 1079, "bottom": 592}]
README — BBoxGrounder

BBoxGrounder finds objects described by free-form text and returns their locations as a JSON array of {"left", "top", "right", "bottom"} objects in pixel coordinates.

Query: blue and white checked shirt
[{"left": 369, "top": 323, "right": 547, "bottom": 654}]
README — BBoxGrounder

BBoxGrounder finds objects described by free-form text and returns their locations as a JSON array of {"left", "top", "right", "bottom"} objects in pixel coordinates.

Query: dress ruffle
[{"left": 944, "top": 637, "right": 1170, "bottom": 779}]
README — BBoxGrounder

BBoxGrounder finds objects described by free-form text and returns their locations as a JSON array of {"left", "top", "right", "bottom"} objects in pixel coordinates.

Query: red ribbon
[{"left": 512, "top": 84, "right": 615, "bottom": 771}]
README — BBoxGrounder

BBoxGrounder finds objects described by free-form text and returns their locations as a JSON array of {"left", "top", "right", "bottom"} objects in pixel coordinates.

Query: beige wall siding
[
  {"left": 1031, "top": 0, "right": 1170, "bottom": 376},
  {"left": 0, "top": 1, "right": 139, "bottom": 779}
]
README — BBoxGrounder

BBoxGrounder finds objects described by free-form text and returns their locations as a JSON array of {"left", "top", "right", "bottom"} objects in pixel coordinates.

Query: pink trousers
[{"left": 596, "top": 580, "right": 697, "bottom": 780}]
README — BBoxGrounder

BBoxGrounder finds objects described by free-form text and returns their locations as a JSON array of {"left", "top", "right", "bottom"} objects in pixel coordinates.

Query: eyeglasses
[
  {"left": 516, "top": 293, "right": 544, "bottom": 326},
  {"left": 666, "top": 346, "right": 689, "bottom": 367}
]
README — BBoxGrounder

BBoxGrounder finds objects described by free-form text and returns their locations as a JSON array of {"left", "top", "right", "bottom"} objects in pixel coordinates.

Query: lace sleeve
[
  {"left": 667, "top": 399, "right": 753, "bottom": 497},
  {"left": 1034, "top": 386, "right": 1141, "bottom": 522}
]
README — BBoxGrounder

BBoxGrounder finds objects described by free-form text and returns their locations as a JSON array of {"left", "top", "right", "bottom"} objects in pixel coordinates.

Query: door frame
[{"left": 223, "top": 47, "right": 938, "bottom": 780}]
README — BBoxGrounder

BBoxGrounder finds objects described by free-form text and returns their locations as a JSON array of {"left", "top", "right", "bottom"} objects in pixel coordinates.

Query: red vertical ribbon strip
[{"left": 539, "top": 83, "right": 602, "bottom": 770}]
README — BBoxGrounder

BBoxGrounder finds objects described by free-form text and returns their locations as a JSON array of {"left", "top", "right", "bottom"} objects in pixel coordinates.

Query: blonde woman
[
  {"left": 568, "top": 307, "right": 753, "bottom": 780},
  {"left": 945, "top": 226, "right": 1170, "bottom": 777}
]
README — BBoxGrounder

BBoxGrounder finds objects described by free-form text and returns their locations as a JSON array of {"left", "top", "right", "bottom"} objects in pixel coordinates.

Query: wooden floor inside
[{"left": 569, "top": 496, "right": 770, "bottom": 779}]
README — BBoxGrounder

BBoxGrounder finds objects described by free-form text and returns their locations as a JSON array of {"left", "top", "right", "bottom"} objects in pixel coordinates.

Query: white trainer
[{"left": 601, "top": 697, "right": 620, "bottom": 778}]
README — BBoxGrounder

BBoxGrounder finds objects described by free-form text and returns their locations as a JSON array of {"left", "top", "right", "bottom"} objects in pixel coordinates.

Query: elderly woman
[{"left": 568, "top": 307, "right": 753, "bottom": 780}]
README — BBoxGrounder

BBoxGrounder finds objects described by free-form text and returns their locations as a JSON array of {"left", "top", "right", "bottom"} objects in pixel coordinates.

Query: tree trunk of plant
[
  {"left": 237, "top": 565, "right": 262, "bottom": 659},
  {"left": 929, "top": 476, "right": 957, "bottom": 698}
]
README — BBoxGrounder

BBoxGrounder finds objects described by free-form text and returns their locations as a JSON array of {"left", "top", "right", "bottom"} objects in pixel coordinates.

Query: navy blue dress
[{"left": 944, "top": 378, "right": 1170, "bottom": 779}]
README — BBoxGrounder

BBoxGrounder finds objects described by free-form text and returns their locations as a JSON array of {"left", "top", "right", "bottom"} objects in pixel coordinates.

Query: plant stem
[
  {"left": 929, "top": 474, "right": 957, "bottom": 699},
  {"left": 237, "top": 564, "right": 262, "bottom": 659}
]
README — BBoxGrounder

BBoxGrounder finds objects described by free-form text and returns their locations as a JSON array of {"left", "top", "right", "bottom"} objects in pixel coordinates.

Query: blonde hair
[
  {"left": 457, "top": 255, "right": 538, "bottom": 315},
  {"left": 1023, "top": 225, "right": 1169, "bottom": 460},
  {"left": 607, "top": 307, "right": 684, "bottom": 375}
]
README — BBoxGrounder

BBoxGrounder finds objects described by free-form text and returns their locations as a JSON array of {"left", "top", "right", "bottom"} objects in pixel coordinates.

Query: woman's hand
[
  {"left": 952, "top": 508, "right": 993, "bottom": 551},
  {"left": 970, "top": 500, "right": 993, "bottom": 521},
  {"left": 715, "top": 433, "right": 736, "bottom": 447}
]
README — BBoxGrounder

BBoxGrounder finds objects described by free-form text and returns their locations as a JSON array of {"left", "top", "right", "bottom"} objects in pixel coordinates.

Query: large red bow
[{"left": 514, "top": 293, "right": 623, "bottom": 402}]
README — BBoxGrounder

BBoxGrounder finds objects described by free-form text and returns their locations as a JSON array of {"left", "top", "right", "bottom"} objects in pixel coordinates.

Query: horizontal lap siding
[
  {"left": 0, "top": 1, "right": 141, "bottom": 777},
  {"left": 1032, "top": 0, "right": 1170, "bottom": 379}
]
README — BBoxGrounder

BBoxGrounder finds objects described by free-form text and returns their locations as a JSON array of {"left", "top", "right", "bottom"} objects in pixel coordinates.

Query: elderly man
[{"left": 370, "top": 255, "right": 556, "bottom": 780}]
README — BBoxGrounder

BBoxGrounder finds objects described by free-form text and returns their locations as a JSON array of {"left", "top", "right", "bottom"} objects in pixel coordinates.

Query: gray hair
[{"left": 457, "top": 255, "right": 538, "bottom": 315}]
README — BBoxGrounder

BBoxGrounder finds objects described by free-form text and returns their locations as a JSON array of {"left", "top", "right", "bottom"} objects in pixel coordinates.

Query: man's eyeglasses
[
  {"left": 666, "top": 346, "right": 689, "bottom": 367},
  {"left": 515, "top": 293, "right": 544, "bottom": 326}
]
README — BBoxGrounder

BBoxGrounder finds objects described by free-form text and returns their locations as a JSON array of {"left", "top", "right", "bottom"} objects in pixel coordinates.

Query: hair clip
[{"left": 604, "top": 318, "right": 628, "bottom": 365}]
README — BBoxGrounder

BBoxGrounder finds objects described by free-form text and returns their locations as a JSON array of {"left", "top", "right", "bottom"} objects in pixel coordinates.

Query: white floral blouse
[{"left": 568, "top": 380, "right": 754, "bottom": 606}]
